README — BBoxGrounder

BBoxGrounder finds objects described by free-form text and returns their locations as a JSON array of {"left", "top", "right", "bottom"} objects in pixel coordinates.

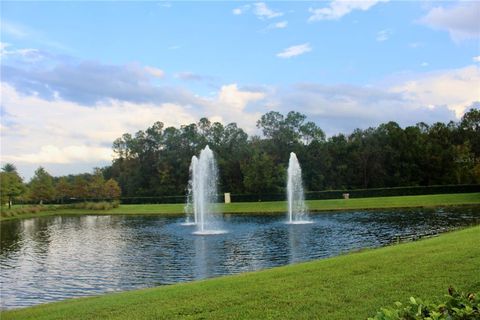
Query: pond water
[{"left": 1, "top": 207, "right": 479, "bottom": 309}]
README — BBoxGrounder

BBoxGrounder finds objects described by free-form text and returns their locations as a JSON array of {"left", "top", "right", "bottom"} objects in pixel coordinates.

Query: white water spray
[
  {"left": 287, "top": 152, "right": 311, "bottom": 224},
  {"left": 183, "top": 156, "right": 198, "bottom": 226},
  {"left": 185, "top": 146, "right": 226, "bottom": 235}
]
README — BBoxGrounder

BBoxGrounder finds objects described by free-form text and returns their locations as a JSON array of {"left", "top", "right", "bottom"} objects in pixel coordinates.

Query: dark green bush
[{"left": 368, "top": 287, "right": 479, "bottom": 320}]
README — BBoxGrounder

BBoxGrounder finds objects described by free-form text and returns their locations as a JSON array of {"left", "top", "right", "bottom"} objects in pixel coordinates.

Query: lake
[{"left": 1, "top": 207, "right": 479, "bottom": 309}]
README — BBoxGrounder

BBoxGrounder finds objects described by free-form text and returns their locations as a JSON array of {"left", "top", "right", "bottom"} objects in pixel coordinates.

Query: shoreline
[{"left": 1, "top": 193, "right": 479, "bottom": 222}]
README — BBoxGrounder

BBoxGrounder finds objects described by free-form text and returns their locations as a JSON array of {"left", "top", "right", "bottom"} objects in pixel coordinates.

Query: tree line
[
  {"left": 104, "top": 108, "right": 480, "bottom": 197},
  {"left": 2, "top": 108, "right": 479, "bottom": 206},
  {"left": 1, "top": 166, "right": 121, "bottom": 207}
]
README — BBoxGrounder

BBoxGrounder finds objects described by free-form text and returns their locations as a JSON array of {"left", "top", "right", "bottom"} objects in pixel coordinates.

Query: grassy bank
[
  {"left": 1, "top": 193, "right": 479, "bottom": 222},
  {"left": 2, "top": 225, "right": 479, "bottom": 319}
]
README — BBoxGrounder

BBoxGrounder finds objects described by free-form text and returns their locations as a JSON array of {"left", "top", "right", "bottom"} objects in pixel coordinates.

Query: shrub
[
  {"left": 368, "top": 287, "right": 479, "bottom": 320},
  {"left": 27, "top": 206, "right": 41, "bottom": 214},
  {"left": 0, "top": 204, "right": 54, "bottom": 218},
  {"left": 63, "top": 201, "right": 118, "bottom": 211}
]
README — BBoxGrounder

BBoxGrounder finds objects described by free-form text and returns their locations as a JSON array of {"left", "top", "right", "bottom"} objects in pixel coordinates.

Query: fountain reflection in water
[
  {"left": 287, "top": 152, "right": 312, "bottom": 224},
  {"left": 185, "top": 146, "right": 226, "bottom": 235}
]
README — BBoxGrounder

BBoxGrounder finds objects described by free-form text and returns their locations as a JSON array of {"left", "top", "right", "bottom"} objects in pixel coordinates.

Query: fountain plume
[
  {"left": 185, "top": 146, "right": 226, "bottom": 234},
  {"left": 287, "top": 152, "right": 311, "bottom": 224}
]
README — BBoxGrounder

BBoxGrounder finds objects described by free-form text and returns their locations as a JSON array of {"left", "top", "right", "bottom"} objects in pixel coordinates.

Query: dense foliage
[
  {"left": 0, "top": 165, "right": 122, "bottom": 206},
  {"left": 106, "top": 109, "right": 479, "bottom": 197},
  {"left": 368, "top": 287, "right": 479, "bottom": 320},
  {"left": 1, "top": 109, "right": 478, "bottom": 204},
  {"left": 0, "top": 164, "right": 26, "bottom": 208}
]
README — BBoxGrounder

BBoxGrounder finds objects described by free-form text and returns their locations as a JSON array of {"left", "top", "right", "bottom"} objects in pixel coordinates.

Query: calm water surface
[{"left": 1, "top": 207, "right": 479, "bottom": 309}]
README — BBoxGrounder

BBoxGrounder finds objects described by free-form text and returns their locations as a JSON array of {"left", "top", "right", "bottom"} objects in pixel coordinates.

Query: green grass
[
  {"left": 225, "top": 192, "right": 480, "bottom": 213},
  {"left": 1, "top": 193, "right": 479, "bottom": 221},
  {"left": 2, "top": 225, "right": 479, "bottom": 320}
]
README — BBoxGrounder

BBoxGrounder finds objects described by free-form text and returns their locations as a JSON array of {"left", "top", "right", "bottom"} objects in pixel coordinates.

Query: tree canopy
[
  {"left": 104, "top": 109, "right": 479, "bottom": 196},
  {"left": 2, "top": 109, "right": 478, "bottom": 204},
  {"left": 1, "top": 164, "right": 26, "bottom": 208}
]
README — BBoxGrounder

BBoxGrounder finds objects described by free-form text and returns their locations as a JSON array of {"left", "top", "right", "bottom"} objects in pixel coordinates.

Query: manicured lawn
[
  {"left": 1, "top": 193, "right": 479, "bottom": 221},
  {"left": 2, "top": 225, "right": 479, "bottom": 319},
  {"left": 226, "top": 192, "right": 480, "bottom": 213}
]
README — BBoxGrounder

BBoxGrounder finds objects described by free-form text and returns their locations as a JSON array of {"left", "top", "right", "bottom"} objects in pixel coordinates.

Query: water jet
[
  {"left": 185, "top": 146, "right": 226, "bottom": 235},
  {"left": 287, "top": 152, "right": 312, "bottom": 224}
]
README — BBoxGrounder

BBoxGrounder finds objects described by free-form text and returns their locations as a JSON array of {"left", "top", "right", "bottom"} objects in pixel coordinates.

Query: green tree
[
  {"left": 459, "top": 107, "right": 480, "bottom": 157},
  {"left": 2, "top": 163, "right": 17, "bottom": 173},
  {"left": 28, "top": 167, "right": 55, "bottom": 204},
  {"left": 103, "top": 179, "right": 122, "bottom": 199},
  {"left": 1, "top": 163, "right": 26, "bottom": 208},
  {"left": 88, "top": 168, "right": 106, "bottom": 198},
  {"left": 242, "top": 151, "right": 285, "bottom": 194},
  {"left": 105, "top": 110, "right": 478, "bottom": 198},
  {"left": 72, "top": 176, "right": 89, "bottom": 200},
  {"left": 55, "top": 177, "right": 73, "bottom": 203}
]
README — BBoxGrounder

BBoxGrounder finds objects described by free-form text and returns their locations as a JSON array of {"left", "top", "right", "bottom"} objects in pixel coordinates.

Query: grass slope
[
  {"left": 1, "top": 193, "right": 479, "bottom": 221},
  {"left": 2, "top": 226, "right": 480, "bottom": 320}
]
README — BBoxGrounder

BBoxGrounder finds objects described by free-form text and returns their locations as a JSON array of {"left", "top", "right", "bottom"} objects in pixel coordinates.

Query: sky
[{"left": 1, "top": 1, "right": 479, "bottom": 180}]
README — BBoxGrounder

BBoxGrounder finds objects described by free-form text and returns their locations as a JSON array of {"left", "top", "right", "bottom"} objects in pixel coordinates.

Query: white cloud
[
  {"left": 217, "top": 84, "right": 265, "bottom": 111},
  {"left": 233, "top": 5, "right": 250, "bottom": 15},
  {"left": 0, "top": 42, "right": 10, "bottom": 53},
  {"left": 253, "top": 2, "right": 283, "bottom": 19},
  {"left": 3, "top": 60, "right": 196, "bottom": 106},
  {"left": 420, "top": 2, "right": 480, "bottom": 41},
  {"left": 144, "top": 66, "right": 165, "bottom": 78},
  {"left": 258, "top": 65, "right": 480, "bottom": 137},
  {"left": 205, "top": 84, "right": 266, "bottom": 133},
  {"left": 0, "top": 42, "right": 44, "bottom": 61},
  {"left": 0, "top": 83, "right": 197, "bottom": 166},
  {"left": 3, "top": 145, "right": 113, "bottom": 164},
  {"left": 473, "top": 56, "right": 480, "bottom": 63},
  {"left": 376, "top": 29, "right": 392, "bottom": 42},
  {"left": 277, "top": 43, "right": 312, "bottom": 58},
  {"left": 0, "top": 82, "right": 268, "bottom": 174},
  {"left": 269, "top": 21, "right": 288, "bottom": 29},
  {"left": 390, "top": 65, "right": 480, "bottom": 118},
  {"left": 308, "top": 0, "right": 388, "bottom": 21},
  {"left": 421, "top": 62, "right": 429, "bottom": 67}
]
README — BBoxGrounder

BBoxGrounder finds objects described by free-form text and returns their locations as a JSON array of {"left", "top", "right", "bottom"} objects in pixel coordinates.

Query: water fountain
[
  {"left": 287, "top": 152, "right": 311, "bottom": 224},
  {"left": 185, "top": 146, "right": 226, "bottom": 235},
  {"left": 182, "top": 156, "right": 198, "bottom": 226}
]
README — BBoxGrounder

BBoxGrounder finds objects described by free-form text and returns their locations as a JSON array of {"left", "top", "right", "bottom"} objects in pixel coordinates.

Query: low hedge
[{"left": 62, "top": 201, "right": 120, "bottom": 210}]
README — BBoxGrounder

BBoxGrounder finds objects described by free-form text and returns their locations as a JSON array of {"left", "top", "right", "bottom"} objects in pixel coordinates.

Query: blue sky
[{"left": 1, "top": 1, "right": 479, "bottom": 179}]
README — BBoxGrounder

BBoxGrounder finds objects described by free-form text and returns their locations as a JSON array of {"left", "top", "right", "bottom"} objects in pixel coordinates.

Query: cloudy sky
[{"left": 1, "top": 1, "right": 479, "bottom": 180}]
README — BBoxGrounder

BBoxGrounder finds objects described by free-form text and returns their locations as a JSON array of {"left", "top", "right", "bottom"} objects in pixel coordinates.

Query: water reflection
[{"left": 1, "top": 206, "right": 479, "bottom": 309}]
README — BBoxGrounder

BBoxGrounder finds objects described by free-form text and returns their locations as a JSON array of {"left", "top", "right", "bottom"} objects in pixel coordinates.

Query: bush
[
  {"left": 0, "top": 205, "right": 51, "bottom": 218},
  {"left": 368, "top": 287, "right": 479, "bottom": 320},
  {"left": 63, "top": 201, "right": 118, "bottom": 211}
]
